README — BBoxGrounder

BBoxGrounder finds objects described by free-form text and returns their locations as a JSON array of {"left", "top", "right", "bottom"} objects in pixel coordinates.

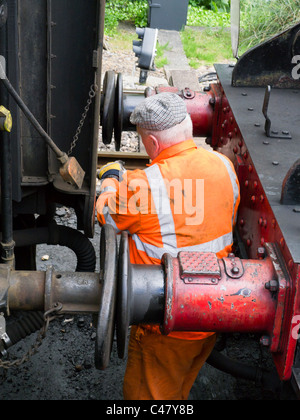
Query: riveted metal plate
[
  {"left": 222, "top": 256, "right": 244, "bottom": 279},
  {"left": 178, "top": 252, "right": 221, "bottom": 285}
]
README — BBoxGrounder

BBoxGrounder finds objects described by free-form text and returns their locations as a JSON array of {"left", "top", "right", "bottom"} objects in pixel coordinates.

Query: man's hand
[{"left": 97, "top": 160, "right": 126, "bottom": 181}]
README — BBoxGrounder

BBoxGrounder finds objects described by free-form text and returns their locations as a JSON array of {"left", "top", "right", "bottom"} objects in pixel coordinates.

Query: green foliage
[
  {"left": 105, "top": 0, "right": 148, "bottom": 35},
  {"left": 240, "top": 0, "right": 300, "bottom": 49},
  {"left": 187, "top": 6, "right": 230, "bottom": 27},
  {"left": 189, "top": 0, "right": 230, "bottom": 12}
]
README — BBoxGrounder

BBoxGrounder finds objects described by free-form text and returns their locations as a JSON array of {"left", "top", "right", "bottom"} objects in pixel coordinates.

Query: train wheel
[
  {"left": 101, "top": 70, "right": 116, "bottom": 145},
  {"left": 114, "top": 73, "right": 124, "bottom": 152},
  {"left": 94, "top": 224, "right": 118, "bottom": 370}
]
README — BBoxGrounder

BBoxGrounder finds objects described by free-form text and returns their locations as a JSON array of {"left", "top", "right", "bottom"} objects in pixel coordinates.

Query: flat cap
[{"left": 130, "top": 92, "right": 187, "bottom": 131}]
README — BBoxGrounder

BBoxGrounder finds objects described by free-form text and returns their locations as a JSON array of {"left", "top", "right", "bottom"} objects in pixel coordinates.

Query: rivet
[
  {"left": 272, "top": 161, "right": 279, "bottom": 166},
  {"left": 231, "top": 266, "right": 240, "bottom": 275}
]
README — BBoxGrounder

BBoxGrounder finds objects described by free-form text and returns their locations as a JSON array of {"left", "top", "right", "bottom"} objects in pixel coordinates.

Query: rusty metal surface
[
  {"left": 4, "top": 268, "right": 101, "bottom": 313},
  {"left": 59, "top": 157, "right": 86, "bottom": 190}
]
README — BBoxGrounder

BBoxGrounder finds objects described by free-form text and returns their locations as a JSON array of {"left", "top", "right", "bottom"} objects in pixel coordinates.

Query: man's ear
[{"left": 149, "top": 134, "right": 160, "bottom": 155}]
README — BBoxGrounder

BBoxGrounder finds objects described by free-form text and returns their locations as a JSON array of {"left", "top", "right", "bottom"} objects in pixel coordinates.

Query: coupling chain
[
  {"left": 0, "top": 303, "right": 63, "bottom": 370},
  {"left": 68, "top": 83, "right": 99, "bottom": 156}
]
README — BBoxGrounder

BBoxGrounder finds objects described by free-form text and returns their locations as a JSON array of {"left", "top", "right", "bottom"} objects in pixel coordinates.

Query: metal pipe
[
  {"left": 0, "top": 19, "right": 15, "bottom": 266},
  {"left": 0, "top": 76, "right": 65, "bottom": 160},
  {"left": 130, "top": 264, "right": 165, "bottom": 324},
  {"left": 1, "top": 269, "right": 101, "bottom": 313}
]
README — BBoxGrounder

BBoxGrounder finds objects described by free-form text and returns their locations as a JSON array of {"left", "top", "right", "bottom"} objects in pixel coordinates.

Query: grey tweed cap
[{"left": 130, "top": 92, "right": 187, "bottom": 131}]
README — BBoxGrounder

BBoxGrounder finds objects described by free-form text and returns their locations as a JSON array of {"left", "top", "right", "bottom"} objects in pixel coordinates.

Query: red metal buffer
[
  {"left": 117, "top": 233, "right": 294, "bottom": 382},
  {"left": 162, "top": 250, "right": 278, "bottom": 337}
]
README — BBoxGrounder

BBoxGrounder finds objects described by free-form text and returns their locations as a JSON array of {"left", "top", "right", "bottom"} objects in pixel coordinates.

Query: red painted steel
[{"left": 162, "top": 252, "right": 277, "bottom": 337}]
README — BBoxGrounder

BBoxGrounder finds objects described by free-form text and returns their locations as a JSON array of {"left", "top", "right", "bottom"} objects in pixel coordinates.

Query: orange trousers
[{"left": 123, "top": 325, "right": 217, "bottom": 400}]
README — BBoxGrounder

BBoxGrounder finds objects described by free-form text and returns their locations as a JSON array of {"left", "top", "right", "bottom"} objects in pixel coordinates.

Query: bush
[
  {"left": 189, "top": 0, "right": 230, "bottom": 12},
  {"left": 105, "top": 0, "right": 148, "bottom": 35},
  {"left": 187, "top": 6, "right": 230, "bottom": 27}
]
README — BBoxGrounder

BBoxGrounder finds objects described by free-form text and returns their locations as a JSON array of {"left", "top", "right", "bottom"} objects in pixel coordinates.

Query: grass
[
  {"left": 106, "top": 25, "right": 137, "bottom": 51},
  {"left": 107, "top": 24, "right": 236, "bottom": 70},
  {"left": 181, "top": 27, "right": 234, "bottom": 67},
  {"left": 155, "top": 42, "right": 171, "bottom": 68}
]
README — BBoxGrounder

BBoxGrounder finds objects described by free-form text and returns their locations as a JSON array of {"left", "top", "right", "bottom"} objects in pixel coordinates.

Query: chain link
[
  {"left": 0, "top": 303, "right": 63, "bottom": 370},
  {"left": 67, "top": 83, "right": 99, "bottom": 156}
]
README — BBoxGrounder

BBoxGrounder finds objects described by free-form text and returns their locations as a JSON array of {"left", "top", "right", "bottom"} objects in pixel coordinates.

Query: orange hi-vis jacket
[{"left": 96, "top": 139, "right": 240, "bottom": 340}]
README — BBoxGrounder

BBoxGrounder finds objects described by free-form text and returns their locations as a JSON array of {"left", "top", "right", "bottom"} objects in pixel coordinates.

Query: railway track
[{"left": 97, "top": 150, "right": 150, "bottom": 171}]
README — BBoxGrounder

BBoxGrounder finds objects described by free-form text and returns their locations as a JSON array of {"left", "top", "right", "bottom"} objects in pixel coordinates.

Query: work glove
[{"left": 97, "top": 160, "right": 126, "bottom": 181}]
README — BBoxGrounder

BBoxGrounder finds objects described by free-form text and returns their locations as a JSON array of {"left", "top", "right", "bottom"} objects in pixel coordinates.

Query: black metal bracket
[{"left": 262, "top": 86, "right": 292, "bottom": 140}]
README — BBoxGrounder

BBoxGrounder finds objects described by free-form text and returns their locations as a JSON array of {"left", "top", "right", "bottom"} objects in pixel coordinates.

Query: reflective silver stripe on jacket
[
  {"left": 145, "top": 164, "right": 178, "bottom": 254},
  {"left": 102, "top": 206, "right": 121, "bottom": 233},
  {"left": 132, "top": 231, "right": 233, "bottom": 260},
  {"left": 139, "top": 162, "right": 235, "bottom": 260}
]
